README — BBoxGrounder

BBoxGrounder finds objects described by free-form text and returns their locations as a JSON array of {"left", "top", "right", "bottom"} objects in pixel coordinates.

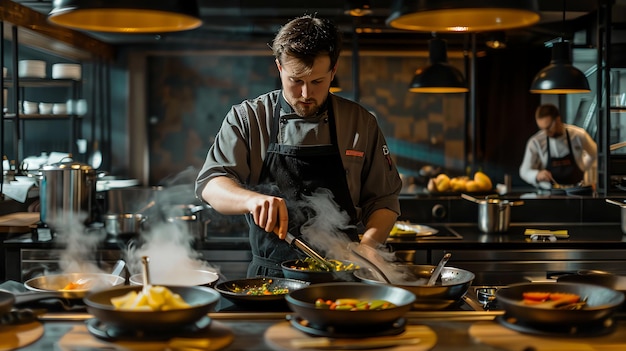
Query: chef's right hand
[
  {"left": 248, "top": 195, "right": 289, "bottom": 240},
  {"left": 536, "top": 170, "right": 553, "bottom": 183}
]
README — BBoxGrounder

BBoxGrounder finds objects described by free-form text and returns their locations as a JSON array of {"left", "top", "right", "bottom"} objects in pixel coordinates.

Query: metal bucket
[{"left": 40, "top": 160, "right": 97, "bottom": 227}]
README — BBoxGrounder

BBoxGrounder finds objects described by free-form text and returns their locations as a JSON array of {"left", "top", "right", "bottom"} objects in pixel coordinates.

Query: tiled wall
[{"left": 146, "top": 51, "right": 467, "bottom": 185}]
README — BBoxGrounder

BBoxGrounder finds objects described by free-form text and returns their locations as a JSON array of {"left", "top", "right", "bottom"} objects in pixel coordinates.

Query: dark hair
[
  {"left": 271, "top": 15, "right": 342, "bottom": 72},
  {"left": 535, "top": 104, "right": 560, "bottom": 120}
]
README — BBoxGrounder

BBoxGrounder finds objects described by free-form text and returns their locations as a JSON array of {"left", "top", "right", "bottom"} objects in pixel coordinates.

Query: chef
[
  {"left": 195, "top": 15, "right": 402, "bottom": 278},
  {"left": 519, "top": 104, "right": 597, "bottom": 188}
]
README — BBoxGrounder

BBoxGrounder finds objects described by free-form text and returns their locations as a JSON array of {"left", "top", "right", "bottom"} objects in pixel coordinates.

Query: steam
[{"left": 51, "top": 213, "right": 108, "bottom": 274}]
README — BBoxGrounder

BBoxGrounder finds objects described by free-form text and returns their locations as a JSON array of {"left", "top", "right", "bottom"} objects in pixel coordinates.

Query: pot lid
[{"left": 41, "top": 160, "right": 94, "bottom": 171}]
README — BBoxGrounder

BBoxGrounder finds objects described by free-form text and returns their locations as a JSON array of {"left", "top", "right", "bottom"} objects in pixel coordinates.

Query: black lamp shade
[
  {"left": 48, "top": 0, "right": 202, "bottom": 33},
  {"left": 330, "top": 77, "right": 342, "bottom": 93},
  {"left": 530, "top": 42, "right": 591, "bottom": 94},
  {"left": 387, "top": 0, "right": 540, "bottom": 32},
  {"left": 410, "top": 38, "right": 468, "bottom": 93}
]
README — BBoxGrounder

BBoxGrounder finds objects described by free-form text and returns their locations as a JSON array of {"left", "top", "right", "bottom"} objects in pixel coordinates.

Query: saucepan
[
  {"left": 462, "top": 194, "right": 524, "bottom": 233},
  {"left": 605, "top": 199, "right": 626, "bottom": 234},
  {"left": 285, "top": 282, "right": 415, "bottom": 328},
  {"left": 496, "top": 282, "right": 624, "bottom": 325},
  {"left": 84, "top": 285, "right": 220, "bottom": 331}
]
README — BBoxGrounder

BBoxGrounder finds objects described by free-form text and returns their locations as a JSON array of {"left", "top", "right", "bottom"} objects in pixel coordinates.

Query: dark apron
[
  {"left": 546, "top": 129, "right": 584, "bottom": 185},
  {"left": 246, "top": 96, "right": 358, "bottom": 278}
]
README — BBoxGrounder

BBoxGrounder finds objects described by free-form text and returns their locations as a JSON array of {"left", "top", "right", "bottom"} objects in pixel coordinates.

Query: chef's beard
[{"left": 293, "top": 100, "right": 320, "bottom": 117}]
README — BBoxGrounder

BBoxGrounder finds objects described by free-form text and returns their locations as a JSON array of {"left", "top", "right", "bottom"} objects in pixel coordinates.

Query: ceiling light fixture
[
  {"left": 330, "top": 77, "right": 342, "bottom": 93},
  {"left": 529, "top": 41, "right": 591, "bottom": 94},
  {"left": 409, "top": 37, "right": 468, "bottom": 93},
  {"left": 344, "top": 0, "right": 373, "bottom": 17},
  {"left": 48, "top": 0, "right": 202, "bottom": 33},
  {"left": 485, "top": 31, "right": 507, "bottom": 49},
  {"left": 529, "top": 0, "right": 590, "bottom": 94},
  {"left": 387, "top": 0, "right": 540, "bottom": 32}
]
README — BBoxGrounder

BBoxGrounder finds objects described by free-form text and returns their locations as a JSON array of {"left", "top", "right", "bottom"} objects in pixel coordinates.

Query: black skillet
[
  {"left": 496, "top": 282, "right": 624, "bottom": 325},
  {"left": 285, "top": 282, "right": 415, "bottom": 328},
  {"left": 215, "top": 277, "right": 309, "bottom": 305},
  {"left": 83, "top": 285, "right": 220, "bottom": 331}
]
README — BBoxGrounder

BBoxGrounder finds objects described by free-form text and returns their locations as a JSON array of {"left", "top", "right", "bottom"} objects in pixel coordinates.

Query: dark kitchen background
[{"left": 1, "top": 0, "right": 616, "bottom": 192}]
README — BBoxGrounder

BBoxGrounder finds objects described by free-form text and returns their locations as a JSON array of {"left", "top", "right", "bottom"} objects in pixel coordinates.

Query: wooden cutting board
[
  {"left": 264, "top": 322, "right": 437, "bottom": 351},
  {"left": 0, "top": 321, "right": 44, "bottom": 351},
  {"left": 0, "top": 212, "right": 39, "bottom": 233},
  {"left": 469, "top": 321, "right": 626, "bottom": 351},
  {"left": 56, "top": 320, "right": 234, "bottom": 351}
]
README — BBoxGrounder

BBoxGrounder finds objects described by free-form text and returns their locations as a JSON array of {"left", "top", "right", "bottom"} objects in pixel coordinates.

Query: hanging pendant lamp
[
  {"left": 410, "top": 38, "right": 468, "bottom": 93},
  {"left": 387, "top": 0, "right": 540, "bottom": 32},
  {"left": 529, "top": 41, "right": 590, "bottom": 94},
  {"left": 330, "top": 77, "right": 342, "bottom": 93},
  {"left": 48, "top": 0, "right": 202, "bottom": 33}
]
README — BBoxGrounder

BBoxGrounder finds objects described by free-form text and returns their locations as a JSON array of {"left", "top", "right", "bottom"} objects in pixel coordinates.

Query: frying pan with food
[
  {"left": 215, "top": 277, "right": 309, "bottom": 305},
  {"left": 285, "top": 282, "right": 415, "bottom": 328},
  {"left": 24, "top": 272, "right": 126, "bottom": 299},
  {"left": 84, "top": 285, "right": 220, "bottom": 331},
  {"left": 496, "top": 282, "right": 624, "bottom": 325},
  {"left": 354, "top": 264, "right": 475, "bottom": 310}
]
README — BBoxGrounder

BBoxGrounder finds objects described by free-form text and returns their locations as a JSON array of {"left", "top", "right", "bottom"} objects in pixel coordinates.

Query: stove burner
[
  {"left": 85, "top": 316, "right": 212, "bottom": 341},
  {"left": 287, "top": 314, "right": 406, "bottom": 338},
  {"left": 496, "top": 314, "right": 617, "bottom": 337}
]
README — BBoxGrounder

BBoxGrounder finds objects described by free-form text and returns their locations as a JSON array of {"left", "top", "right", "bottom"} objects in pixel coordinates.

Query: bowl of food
[
  {"left": 354, "top": 264, "right": 475, "bottom": 310},
  {"left": 496, "top": 282, "right": 625, "bottom": 325},
  {"left": 214, "top": 277, "right": 309, "bottom": 305},
  {"left": 84, "top": 285, "right": 220, "bottom": 331},
  {"left": 285, "top": 282, "right": 415, "bottom": 328},
  {"left": 281, "top": 258, "right": 359, "bottom": 284}
]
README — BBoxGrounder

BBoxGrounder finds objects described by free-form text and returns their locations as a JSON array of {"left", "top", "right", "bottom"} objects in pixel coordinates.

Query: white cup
[
  {"left": 52, "top": 103, "right": 67, "bottom": 115},
  {"left": 23, "top": 101, "right": 38, "bottom": 114},
  {"left": 76, "top": 99, "right": 87, "bottom": 115},
  {"left": 39, "top": 102, "right": 53, "bottom": 114}
]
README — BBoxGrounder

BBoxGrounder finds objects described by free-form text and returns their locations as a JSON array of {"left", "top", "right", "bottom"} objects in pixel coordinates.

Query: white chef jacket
[{"left": 519, "top": 123, "right": 597, "bottom": 187}]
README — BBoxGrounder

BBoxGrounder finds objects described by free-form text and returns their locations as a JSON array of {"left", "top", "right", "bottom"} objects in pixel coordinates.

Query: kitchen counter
[{"left": 14, "top": 308, "right": 626, "bottom": 350}]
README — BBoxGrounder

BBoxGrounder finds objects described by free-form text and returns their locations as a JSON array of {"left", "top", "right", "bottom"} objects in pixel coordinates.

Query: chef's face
[
  {"left": 276, "top": 55, "right": 336, "bottom": 118},
  {"left": 536, "top": 115, "right": 562, "bottom": 138}
]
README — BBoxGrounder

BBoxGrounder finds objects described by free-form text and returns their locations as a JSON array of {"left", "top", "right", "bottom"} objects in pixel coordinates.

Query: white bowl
[
  {"left": 23, "top": 101, "right": 38, "bottom": 115},
  {"left": 52, "top": 63, "right": 81, "bottom": 80},
  {"left": 18, "top": 60, "right": 46, "bottom": 78}
]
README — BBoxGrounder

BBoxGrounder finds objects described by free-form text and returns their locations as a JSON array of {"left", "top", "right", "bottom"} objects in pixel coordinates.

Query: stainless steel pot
[
  {"left": 462, "top": 194, "right": 524, "bottom": 233},
  {"left": 39, "top": 160, "right": 97, "bottom": 227},
  {"left": 104, "top": 213, "right": 147, "bottom": 236},
  {"left": 606, "top": 199, "right": 626, "bottom": 234},
  {"left": 164, "top": 204, "right": 208, "bottom": 239}
]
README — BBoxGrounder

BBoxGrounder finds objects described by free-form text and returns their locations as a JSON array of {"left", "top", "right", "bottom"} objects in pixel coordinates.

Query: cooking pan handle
[{"left": 13, "top": 292, "right": 69, "bottom": 305}]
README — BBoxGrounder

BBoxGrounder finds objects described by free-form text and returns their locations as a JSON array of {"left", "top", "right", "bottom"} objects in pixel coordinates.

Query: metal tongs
[{"left": 285, "top": 232, "right": 334, "bottom": 271}]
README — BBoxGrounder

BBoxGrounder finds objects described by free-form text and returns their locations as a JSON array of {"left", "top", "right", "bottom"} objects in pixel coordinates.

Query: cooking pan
[
  {"left": 130, "top": 269, "right": 219, "bottom": 287},
  {"left": 24, "top": 272, "right": 126, "bottom": 299},
  {"left": 354, "top": 264, "right": 474, "bottom": 310},
  {"left": 285, "top": 282, "right": 415, "bottom": 328},
  {"left": 215, "top": 277, "right": 309, "bottom": 305},
  {"left": 496, "top": 282, "right": 624, "bottom": 325},
  {"left": 84, "top": 285, "right": 220, "bottom": 331},
  {"left": 281, "top": 259, "right": 359, "bottom": 284}
]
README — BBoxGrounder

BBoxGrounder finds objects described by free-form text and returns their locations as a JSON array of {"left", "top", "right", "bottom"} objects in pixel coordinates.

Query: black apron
[
  {"left": 246, "top": 95, "right": 358, "bottom": 278},
  {"left": 546, "top": 129, "right": 584, "bottom": 185}
]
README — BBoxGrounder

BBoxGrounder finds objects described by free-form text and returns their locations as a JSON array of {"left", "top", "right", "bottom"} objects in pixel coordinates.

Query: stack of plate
[
  {"left": 18, "top": 60, "right": 46, "bottom": 78},
  {"left": 52, "top": 63, "right": 81, "bottom": 80}
]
